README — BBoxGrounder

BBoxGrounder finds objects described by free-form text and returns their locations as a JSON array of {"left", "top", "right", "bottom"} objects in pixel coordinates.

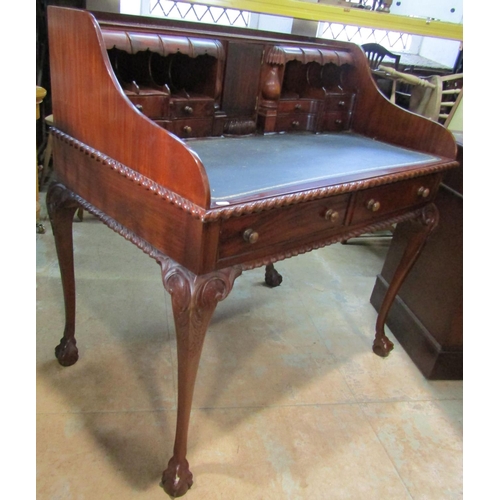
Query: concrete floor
[{"left": 36, "top": 197, "right": 462, "bottom": 499}]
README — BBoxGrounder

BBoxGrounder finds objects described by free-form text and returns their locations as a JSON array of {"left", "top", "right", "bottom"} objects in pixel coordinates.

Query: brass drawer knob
[
  {"left": 366, "top": 199, "right": 381, "bottom": 212},
  {"left": 243, "top": 228, "right": 259, "bottom": 244},
  {"left": 295, "top": 103, "right": 302, "bottom": 111},
  {"left": 418, "top": 186, "right": 430, "bottom": 198},
  {"left": 324, "top": 209, "right": 339, "bottom": 223},
  {"left": 184, "top": 105, "right": 193, "bottom": 115},
  {"left": 183, "top": 125, "right": 192, "bottom": 134}
]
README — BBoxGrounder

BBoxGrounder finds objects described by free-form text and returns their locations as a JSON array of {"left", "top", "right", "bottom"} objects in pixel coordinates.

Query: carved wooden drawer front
[
  {"left": 169, "top": 98, "right": 214, "bottom": 119},
  {"left": 277, "top": 99, "right": 320, "bottom": 114},
  {"left": 349, "top": 175, "right": 440, "bottom": 225},
  {"left": 275, "top": 113, "right": 317, "bottom": 132},
  {"left": 159, "top": 118, "right": 214, "bottom": 138},
  {"left": 218, "top": 194, "right": 350, "bottom": 260}
]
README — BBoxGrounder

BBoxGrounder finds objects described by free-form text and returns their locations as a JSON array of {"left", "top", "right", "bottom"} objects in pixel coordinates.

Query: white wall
[
  {"left": 117, "top": 0, "right": 462, "bottom": 67},
  {"left": 391, "top": 0, "right": 462, "bottom": 67}
]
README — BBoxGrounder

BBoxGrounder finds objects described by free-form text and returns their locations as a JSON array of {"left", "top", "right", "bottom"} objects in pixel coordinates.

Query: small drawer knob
[
  {"left": 294, "top": 103, "right": 302, "bottom": 110},
  {"left": 291, "top": 120, "right": 300, "bottom": 127},
  {"left": 243, "top": 228, "right": 259, "bottom": 244},
  {"left": 366, "top": 199, "right": 381, "bottom": 212},
  {"left": 418, "top": 186, "right": 430, "bottom": 198},
  {"left": 184, "top": 105, "right": 193, "bottom": 115},
  {"left": 338, "top": 100, "right": 345, "bottom": 107},
  {"left": 335, "top": 119, "right": 343, "bottom": 125},
  {"left": 324, "top": 209, "right": 339, "bottom": 223},
  {"left": 135, "top": 104, "right": 143, "bottom": 111},
  {"left": 183, "top": 125, "right": 192, "bottom": 134}
]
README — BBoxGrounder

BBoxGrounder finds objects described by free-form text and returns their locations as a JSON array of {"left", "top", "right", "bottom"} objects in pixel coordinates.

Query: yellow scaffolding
[{"left": 183, "top": 0, "right": 463, "bottom": 41}]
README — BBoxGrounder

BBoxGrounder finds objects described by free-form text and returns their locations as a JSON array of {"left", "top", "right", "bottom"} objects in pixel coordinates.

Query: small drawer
[
  {"left": 169, "top": 98, "right": 214, "bottom": 119},
  {"left": 324, "top": 93, "right": 355, "bottom": 112},
  {"left": 275, "top": 113, "right": 317, "bottom": 132},
  {"left": 349, "top": 176, "right": 440, "bottom": 225},
  {"left": 322, "top": 112, "right": 350, "bottom": 132},
  {"left": 127, "top": 95, "right": 170, "bottom": 120},
  {"left": 218, "top": 194, "right": 350, "bottom": 260},
  {"left": 158, "top": 118, "right": 214, "bottom": 138},
  {"left": 277, "top": 99, "right": 320, "bottom": 114}
]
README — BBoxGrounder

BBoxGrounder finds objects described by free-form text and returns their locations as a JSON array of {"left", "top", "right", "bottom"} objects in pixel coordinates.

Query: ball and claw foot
[
  {"left": 55, "top": 337, "right": 79, "bottom": 366},
  {"left": 372, "top": 336, "right": 394, "bottom": 357},
  {"left": 161, "top": 457, "right": 193, "bottom": 497},
  {"left": 264, "top": 265, "right": 283, "bottom": 288}
]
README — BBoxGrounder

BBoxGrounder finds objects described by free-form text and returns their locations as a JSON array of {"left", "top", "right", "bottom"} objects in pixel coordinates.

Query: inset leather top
[{"left": 186, "top": 132, "right": 441, "bottom": 206}]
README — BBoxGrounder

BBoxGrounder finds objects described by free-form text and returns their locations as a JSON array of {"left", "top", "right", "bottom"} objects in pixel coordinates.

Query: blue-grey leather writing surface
[{"left": 186, "top": 132, "right": 439, "bottom": 204}]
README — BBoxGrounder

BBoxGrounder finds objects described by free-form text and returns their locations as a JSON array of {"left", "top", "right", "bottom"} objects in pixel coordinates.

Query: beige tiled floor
[{"left": 36, "top": 203, "right": 463, "bottom": 499}]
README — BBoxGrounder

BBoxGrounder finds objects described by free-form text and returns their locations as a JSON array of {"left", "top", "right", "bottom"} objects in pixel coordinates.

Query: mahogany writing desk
[{"left": 46, "top": 7, "right": 458, "bottom": 496}]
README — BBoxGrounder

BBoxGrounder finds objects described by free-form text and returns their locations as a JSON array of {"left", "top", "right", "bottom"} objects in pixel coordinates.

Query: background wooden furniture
[
  {"left": 46, "top": 7, "right": 458, "bottom": 496},
  {"left": 361, "top": 42, "right": 400, "bottom": 102},
  {"left": 379, "top": 65, "right": 463, "bottom": 126},
  {"left": 370, "top": 133, "right": 463, "bottom": 379},
  {"left": 36, "top": 86, "right": 47, "bottom": 234}
]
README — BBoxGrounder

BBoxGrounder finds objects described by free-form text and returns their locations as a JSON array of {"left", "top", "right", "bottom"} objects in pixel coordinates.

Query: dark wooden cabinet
[{"left": 370, "top": 137, "right": 463, "bottom": 380}]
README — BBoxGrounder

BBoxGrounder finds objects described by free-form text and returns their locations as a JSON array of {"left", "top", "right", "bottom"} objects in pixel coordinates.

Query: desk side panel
[
  {"left": 347, "top": 45, "right": 457, "bottom": 160},
  {"left": 47, "top": 6, "right": 211, "bottom": 208},
  {"left": 53, "top": 139, "right": 219, "bottom": 275}
]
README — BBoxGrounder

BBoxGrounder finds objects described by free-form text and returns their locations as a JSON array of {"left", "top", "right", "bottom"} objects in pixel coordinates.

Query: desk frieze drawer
[
  {"left": 349, "top": 175, "right": 440, "bottom": 225},
  {"left": 218, "top": 195, "right": 350, "bottom": 260}
]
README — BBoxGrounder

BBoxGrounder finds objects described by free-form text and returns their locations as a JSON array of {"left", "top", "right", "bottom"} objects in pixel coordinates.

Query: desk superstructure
[{"left": 46, "top": 7, "right": 458, "bottom": 496}]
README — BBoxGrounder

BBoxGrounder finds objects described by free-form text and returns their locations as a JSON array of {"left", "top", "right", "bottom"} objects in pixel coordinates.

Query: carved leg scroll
[
  {"left": 46, "top": 182, "right": 81, "bottom": 366},
  {"left": 264, "top": 264, "right": 283, "bottom": 287},
  {"left": 373, "top": 204, "right": 439, "bottom": 357},
  {"left": 158, "top": 258, "right": 242, "bottom": 497}
]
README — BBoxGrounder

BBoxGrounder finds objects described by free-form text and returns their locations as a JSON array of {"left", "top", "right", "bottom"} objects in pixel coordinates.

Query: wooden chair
[
  {"left": 379, "top": 66, "right": 463, "bottom": 126},
  {"left": 361, "top": 43, "right": 401, "bottom": 102}
]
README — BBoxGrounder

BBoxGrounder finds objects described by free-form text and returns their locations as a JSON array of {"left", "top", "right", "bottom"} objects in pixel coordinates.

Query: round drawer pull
[
  {"left": 184, "top": 105, "right": 193, "bottom": 115},
  {"left": 324, "top": 209, "right": 340, "bottom": 223},
  {"left": 294, "top": 103, "right": 302, "bottom": 111},
  {"left": 243, "top": 228, "right": 259, "bottom": 244},
  {"left": 335, "top": 119, "right": 343, "bottom": 125},
  {"left": 135, "top": 104, "right": 143, "bottom": 111},
  {"left": 338, "top": 100, "right": 345, "bottom": 107},
  {"left": 366, "top": 199, "right": 381, "bottom": 212},
  {"left": 418, "top": 186, "right": 430, "bottom": 198},
  {"left": 183, "top": 126, "right": 192, "bottom": 134},
  {"left": 291, "top": 120, "right": 300, "bottom": 128}
]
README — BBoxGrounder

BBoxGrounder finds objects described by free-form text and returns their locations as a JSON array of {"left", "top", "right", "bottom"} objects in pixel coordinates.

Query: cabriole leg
[
  {"left": 373, "top": 204, "right": 439, "bottom": 357},
  {"left": 158, "top": 258, "right": 242, "bottom": 497},
  {"left": 46, "top": 182, "right": 81, "bottom": 366}
]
